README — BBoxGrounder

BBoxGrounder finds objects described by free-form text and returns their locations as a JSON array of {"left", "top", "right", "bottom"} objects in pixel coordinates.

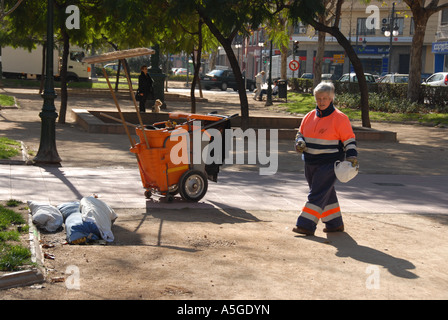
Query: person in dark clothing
[{"left": 138, "top": 65, "right": 154, "bottom": 112}]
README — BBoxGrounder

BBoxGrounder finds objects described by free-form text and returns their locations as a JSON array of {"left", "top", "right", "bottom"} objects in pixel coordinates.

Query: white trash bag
[
  {"left": 79, "top": 196, "right": 117, "bottom": 242},
  {"left": 27, "top": 200, "right": 63, "bottom": 232}
]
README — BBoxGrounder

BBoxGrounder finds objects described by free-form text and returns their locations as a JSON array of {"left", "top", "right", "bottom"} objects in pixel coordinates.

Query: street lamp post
[
  {"left": 34, "top": 0, "right": 61, "bottom": 164},
  {"left": 258, "top": 42, "right": 264, "bottom": 73},
  {"left": 265, "top": 40, "right": 273, "bottom": 107},
  {"left": 384, "top": 2, "right": 399, "bottom": 74}
]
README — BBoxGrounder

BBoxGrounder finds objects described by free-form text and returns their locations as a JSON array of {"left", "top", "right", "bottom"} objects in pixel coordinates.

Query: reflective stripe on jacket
[{"left": 297, "top": 103, "right": 357, "bottom": 164}]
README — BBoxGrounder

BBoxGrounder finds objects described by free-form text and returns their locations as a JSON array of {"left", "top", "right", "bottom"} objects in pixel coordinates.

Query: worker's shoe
[
  {"left": 292, "top": 226, "right": 315, "bottom": 236},
  {"left": 323, "top": 224, "right": 344, "bottom": 233}
]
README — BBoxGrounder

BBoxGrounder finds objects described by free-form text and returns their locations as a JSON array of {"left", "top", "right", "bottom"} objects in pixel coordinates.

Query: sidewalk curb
[
  {"left": 0, "top": 96, "right": 19, "bottom": 110},
  {"left": 0, "top": 141, "right": 33, "bottom": 166}
]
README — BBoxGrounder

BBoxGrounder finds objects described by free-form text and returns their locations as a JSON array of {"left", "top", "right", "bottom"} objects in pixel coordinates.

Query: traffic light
[
  {"left": 381, "top": 18, "right": 389, "bottom": 34},
  {"left": 293, "top": 41, "right": 300, "bottom": 54}
]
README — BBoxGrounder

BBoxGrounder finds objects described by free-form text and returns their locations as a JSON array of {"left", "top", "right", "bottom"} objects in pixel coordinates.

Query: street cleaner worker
[{"left": 293, "top": 82, "right": 358, "bottom": 236}]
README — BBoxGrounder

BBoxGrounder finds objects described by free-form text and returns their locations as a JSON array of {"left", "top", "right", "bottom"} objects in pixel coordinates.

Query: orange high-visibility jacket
[{"left": 297, "top": 104, "right": 357, "bottom": 165}]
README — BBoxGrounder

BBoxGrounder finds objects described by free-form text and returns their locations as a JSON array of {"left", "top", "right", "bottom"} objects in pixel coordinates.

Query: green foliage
[
  {"left": 0, "top": 204, "right": 26, "bottom": 230},
  {"left": 0, "top": 204, "right": 30, "bottom": 271},
  {"left": 421, "top": 86, "right": 448, "bottom": 112},
  {"left": 289, "top": 78, "right": 448, "bottom": 114},
  {"left": 284, "top": 92, "right": 315, "bottom": 113},
  {"left": 287, "top": 78, "right": 313, "bottom": 93},
  {"left": 0, "top": 244, "right": 31, "bottom": 271},
  {"left": 283, "top": 91, "right": 448, "bottom": 126},
  {"left": 6, "top": 199, "right": 23, "bottom": 207},
  {"left": 0, "top": 137, "right": 21, "bottom": 159},
  {"left": 334, "top": 92, "right": 440, "bottom": 114},
  {"left": 0, "top": 94, "right": 15, "bottom": 106},
  {"left": 0, "top": 230, "right": 20, "bottom": 242}
]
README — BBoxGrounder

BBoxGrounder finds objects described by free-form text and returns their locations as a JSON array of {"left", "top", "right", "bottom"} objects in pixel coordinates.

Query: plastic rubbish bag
[
  {"left": 80, "top": 196, "right": 117, "bottom": 242},
  {"left": 58, "top": 201, "right": 101, "bottom": 244},
  {"left": 27, "top": 201, "right": 63, "bottom": 232},
  {"left": 64, "top": 211, "right": 101, "bottom": 244},
  {"left": 57, "top": 201, "right": 80, "bottom": 221}
]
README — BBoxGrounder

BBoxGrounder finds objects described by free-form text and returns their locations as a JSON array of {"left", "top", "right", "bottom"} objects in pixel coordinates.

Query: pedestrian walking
[
  {"left": 138, "top": 65, "right": 154, "bottom": 112},
  {"left": 254, "top": 71, "right": 265, "bottom": 101},
  {"left": 293, "top": 82, "right": 358, "bottom": 236}
]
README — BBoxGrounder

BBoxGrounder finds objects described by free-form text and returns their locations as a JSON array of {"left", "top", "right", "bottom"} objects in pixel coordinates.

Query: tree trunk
[
  {"left": 190, "top": 20, "right": 204, "bottom": 113},
  {"left": 407, "top": 16, "right": 429, "bottom": 102},
  {"left": 280, "top": 44, "right": 287, "bottom": 80},
  {"left": 0, "top": 46, "right": 3, "bottom": 88},
  {"left": 306, "top": 21, "right": 371, "bottom": 128},
  {"left": 209, "top": 50, "right": 217, "bottom": 71},
  {"left": 339, "top": 34, "right": 371, "bottom": 128},
  {"left": 222, "top": 40, "right": 249, "bottom": 129},
  {"left": 313, "top": 30, "right": 326, "bottom": 88},
  {"left": 199, "top": 12, "right": 249, "bottom": 129},
  {"left": 58, "top": 27, "right": 69, "bottom": 124}
]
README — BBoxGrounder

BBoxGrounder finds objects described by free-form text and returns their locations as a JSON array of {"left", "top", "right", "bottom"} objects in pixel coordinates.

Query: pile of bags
[{"left": 27, "top": 196, "right": 117, "bottom": 244}]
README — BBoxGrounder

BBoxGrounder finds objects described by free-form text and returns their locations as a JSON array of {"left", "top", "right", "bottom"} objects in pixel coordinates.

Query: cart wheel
[
  {"left": 144, "top": 190, "right": 152, "bottom": 199},
  {"left": 179, "top": 170, "right": 208, "bottom": 202}
]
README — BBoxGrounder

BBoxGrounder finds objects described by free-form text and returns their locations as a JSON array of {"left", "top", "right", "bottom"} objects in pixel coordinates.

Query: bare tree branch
[{"left": 1, "top": 0, "right": 24, "bottom": 19}]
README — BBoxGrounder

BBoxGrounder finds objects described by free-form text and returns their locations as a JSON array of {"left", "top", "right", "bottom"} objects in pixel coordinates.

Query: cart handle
[
  {"left": 161, "top": 113, "right": 238, "bottom": 148},
  {"left": 169, "top": 112, "right": 237, "bottom": 122}
]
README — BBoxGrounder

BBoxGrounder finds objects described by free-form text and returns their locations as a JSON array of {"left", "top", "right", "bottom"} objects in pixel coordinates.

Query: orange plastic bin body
[
  {"left": 130, "top": 112, "right": 236, "bottom": 200},
  {"left": 130, "top": 124, "right": 190, "bottom": 195}
]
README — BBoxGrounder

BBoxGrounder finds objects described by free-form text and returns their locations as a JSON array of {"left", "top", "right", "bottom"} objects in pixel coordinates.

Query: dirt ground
[{"left": 1, "top": 86, "right": 448, "bottom": 300}]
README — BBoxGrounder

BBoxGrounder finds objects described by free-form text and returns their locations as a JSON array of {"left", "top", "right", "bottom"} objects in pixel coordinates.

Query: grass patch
[
  {"left": 283, "top": 92, "right": 448, "bottom": 126},
  {"left": 0, "top": 137, "right": 21, "bottom": 159},
  {"left": 2, "top": 77, "right": 139, "bottom": 90},
  {"left": 283, "top": 92, "right": 315, "bottom": 114},
  {"left": 0, "top": 245, "right": 31, "bottom": 271},
  {"left": 0, "top": 94, "right": 15, "bottom": 107},
  {"left": 0, "top": 201, "right": 31, "bottom": 271}
]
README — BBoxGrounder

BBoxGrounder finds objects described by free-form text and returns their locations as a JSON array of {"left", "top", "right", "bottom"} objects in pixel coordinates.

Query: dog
[{"left": 152, "top": 99, "right": 162, "bottom": 113}]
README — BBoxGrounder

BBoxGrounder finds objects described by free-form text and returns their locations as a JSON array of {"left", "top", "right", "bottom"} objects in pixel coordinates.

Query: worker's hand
[
  {"left": 346, "top": 156, "right": 358, "bottom": 167},
  {"left": 295, "top": 140, "right": 307, "bottom": 153}
]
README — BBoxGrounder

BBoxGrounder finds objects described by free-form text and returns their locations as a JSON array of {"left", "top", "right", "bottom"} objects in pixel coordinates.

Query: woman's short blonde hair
[{"left": 313, "top": 82, "right": 335, "bottom": 97}]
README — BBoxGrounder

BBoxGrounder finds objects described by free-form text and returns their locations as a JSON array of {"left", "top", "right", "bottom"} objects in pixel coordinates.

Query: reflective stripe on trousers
[{"left": 296, "top": 162, "right": 344, "bottom": 232}]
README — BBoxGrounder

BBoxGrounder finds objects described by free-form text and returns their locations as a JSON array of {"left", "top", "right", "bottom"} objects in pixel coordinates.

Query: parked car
[
  {"left": 420, "top": 73, "right": 432, "bottom": 83},
  {"left": 378, "top": 74, "right": 409, "bottom": 84},
  {"left": 321, "top": 73, "right": 338, "bottom": 81},
  {"left": 201, "top": 69, "right": 255, "bottom": 91},
  {"left": 104, "top": 63, "right": 119, "bottom": 71},
  {"left": 300, "top": 73, "right": 313, "bottom": 79},
  {"left": 424, "top": 72, "right": 448, "bottom": 86},
  {"left": 174, "top": 68, "right": 188, "bottom": 75},
  {"left": 338, "top": 73, "right": 376, "bottom": 83}
]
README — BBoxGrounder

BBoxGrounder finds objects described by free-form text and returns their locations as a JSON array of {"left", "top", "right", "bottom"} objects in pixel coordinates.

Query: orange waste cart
[
  {"left": 130, "top": 112, "right": 237, "bottom": 202},
  {"left": 83, "top": 48, "right": 236, "bottom": 202}
]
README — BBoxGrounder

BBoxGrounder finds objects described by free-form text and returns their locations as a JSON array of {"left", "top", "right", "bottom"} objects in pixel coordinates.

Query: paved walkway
[
  {"left": 1, "top": 165, "right": 447, "bottom": 215},
  {"left": 2, "top": 86, "right": 448, "bottom": 300}
]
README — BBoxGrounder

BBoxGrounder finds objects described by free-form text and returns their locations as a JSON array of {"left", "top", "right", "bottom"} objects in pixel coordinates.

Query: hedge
[{"left": 288, "top": 78, "right": 448, "bottom": 112}]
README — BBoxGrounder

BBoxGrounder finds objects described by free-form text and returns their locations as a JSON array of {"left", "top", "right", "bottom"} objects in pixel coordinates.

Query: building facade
[
  {"left": 209, "top": 1, "right": 443, "bottom": 80},
  {"left": 433, "top": 7, "right": 448, "bottom": 72},
  {"left": 290, "top": 1, "right": 439, "bottom": 79}
]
